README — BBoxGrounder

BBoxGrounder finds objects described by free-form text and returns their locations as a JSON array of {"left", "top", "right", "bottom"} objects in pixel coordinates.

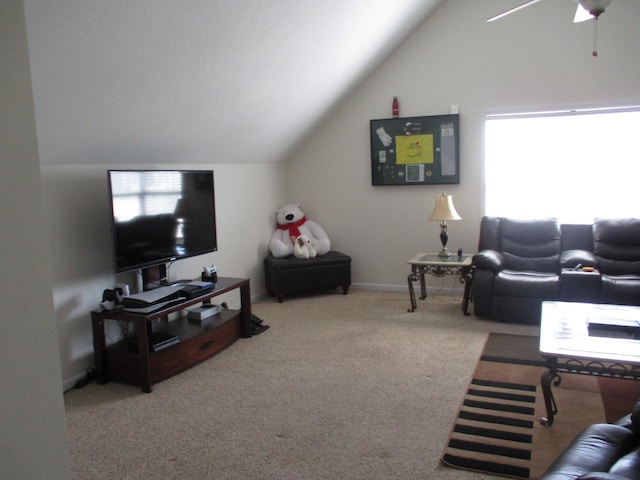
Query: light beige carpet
[
  {"left": 441, "top": 333, "right": 640, "bottom": 480},
  {"left": 65, "top": 289, "right": 540, "bottom": 480}
]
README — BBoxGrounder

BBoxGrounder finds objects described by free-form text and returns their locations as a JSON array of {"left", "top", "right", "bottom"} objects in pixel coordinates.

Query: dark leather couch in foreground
[
  {"left": 472, "top": 217, "right": 640, "bottom": 323},
  {"left": 540, "top": 399, "right": 640, "bottom": 479}
]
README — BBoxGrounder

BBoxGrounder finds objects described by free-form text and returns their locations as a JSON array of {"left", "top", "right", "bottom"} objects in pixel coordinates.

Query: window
[{"left": 484, "top": 107, "right": 640, "bottom": 224}]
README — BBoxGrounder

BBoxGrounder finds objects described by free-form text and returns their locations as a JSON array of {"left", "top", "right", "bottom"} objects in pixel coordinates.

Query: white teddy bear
[
  {"left": 269, "top": 204, "right": 331, "bottom": 258},
  {"left": 293, "top": 235, "right": 317, "bottom": 259}
]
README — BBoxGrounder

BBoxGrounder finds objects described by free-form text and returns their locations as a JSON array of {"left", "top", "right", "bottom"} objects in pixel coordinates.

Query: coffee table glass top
[
  {"left": 408, "top": 253, "right": 473, "bottom": 266},
  {"left": 540, "top": 301, "right": 640, "bottom": 364}
]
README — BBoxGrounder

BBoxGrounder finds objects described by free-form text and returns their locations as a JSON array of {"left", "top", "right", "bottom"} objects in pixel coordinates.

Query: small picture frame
[{"left": 370, "top": 114, "right": 460, "bottom": 186}]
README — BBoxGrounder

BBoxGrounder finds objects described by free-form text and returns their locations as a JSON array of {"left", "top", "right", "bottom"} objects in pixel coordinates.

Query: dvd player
[{"left": 122, "top": 285, "right": 184, "bottom": 308}]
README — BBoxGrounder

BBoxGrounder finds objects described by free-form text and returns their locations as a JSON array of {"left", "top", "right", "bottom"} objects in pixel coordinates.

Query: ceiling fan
[{"left": 487, "top": 0, "right": 613, "bottom": 56}]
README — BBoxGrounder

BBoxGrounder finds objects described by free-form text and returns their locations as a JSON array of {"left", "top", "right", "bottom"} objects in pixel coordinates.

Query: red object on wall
[{"left": 392, "top": 96, "right": 399, "bottom": 118}]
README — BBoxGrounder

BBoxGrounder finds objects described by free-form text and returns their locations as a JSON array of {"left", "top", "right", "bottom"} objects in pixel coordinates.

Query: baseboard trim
[{"left": 352, "top": 282, "right": 465, "bottom": 297}]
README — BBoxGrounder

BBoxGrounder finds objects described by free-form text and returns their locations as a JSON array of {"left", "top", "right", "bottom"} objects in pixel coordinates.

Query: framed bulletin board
[{"left": 370, "top": 114, "right": 459, "bottom": 186}]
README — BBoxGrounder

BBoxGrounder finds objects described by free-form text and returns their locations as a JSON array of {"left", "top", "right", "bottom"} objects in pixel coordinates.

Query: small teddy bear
[
  {"left": 293, "top": 235, "right": 317, "bottom": 259},
  {"left": 269, "top": 204, "right": 331, "bottom": 258}
]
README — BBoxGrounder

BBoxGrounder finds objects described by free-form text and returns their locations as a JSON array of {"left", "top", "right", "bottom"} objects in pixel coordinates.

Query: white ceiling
[{"left": 23, "top": 0, "right": 443, "bottom": 166}]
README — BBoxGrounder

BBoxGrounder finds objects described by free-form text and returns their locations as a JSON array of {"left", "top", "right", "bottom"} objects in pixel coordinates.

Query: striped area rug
[
  {"left": 443, "top": 376, "right": 537, "bottom": 478},
  {"left": 441, "top": 333, "right": 640, "bottom": 480}
]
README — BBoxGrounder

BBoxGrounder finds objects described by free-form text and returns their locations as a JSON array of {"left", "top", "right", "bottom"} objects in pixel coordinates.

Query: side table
[{"left": 407, "top": 253, "right": 473, "bottom": 314}]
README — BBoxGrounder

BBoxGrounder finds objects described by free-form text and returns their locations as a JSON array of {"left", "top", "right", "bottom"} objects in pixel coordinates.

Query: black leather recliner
[
  {"left": 472, "top": 217, "right": 562, "bottom": 324},
  {"left": 540, "top": 399, "right": 640, "bottom": 480}
]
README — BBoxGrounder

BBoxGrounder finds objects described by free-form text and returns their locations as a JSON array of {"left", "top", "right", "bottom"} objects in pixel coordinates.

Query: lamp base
[{"left": 436, "top": 222, "right": 452, "bottom": 258}]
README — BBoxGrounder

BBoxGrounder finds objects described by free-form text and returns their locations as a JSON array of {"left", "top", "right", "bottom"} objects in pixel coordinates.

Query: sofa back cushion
[
  {"left": 500, "top": 218, "right": 561, "bottom": 272},
  {"left": 593, "top": 218, "right": 640, "bottom": 275},
  {"left": 561, "top": 223, "right": 593, "bottom": 252},
  {"left": 478, "top": 216, "right": 501, "bottom": 252}
]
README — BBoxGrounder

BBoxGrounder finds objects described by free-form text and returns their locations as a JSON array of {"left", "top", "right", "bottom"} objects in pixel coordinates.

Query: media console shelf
[{"left": 91, "top": 277, "right": 252, "bottom": 392}]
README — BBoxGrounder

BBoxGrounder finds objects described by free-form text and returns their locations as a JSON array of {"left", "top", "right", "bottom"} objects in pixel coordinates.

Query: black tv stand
[{"left": 91, "top": 277, "right": 252, "bottom": 393}]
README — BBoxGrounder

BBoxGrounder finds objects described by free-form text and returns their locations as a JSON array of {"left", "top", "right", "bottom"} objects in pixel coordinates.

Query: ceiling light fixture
[{"left": 578, "top": 0, "right": 613, "bottom": 56}]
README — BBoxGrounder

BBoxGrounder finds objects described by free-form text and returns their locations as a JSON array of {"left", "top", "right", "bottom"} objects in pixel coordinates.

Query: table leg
[
  {"left": 419, "top": 272, "right": 427, "bottom": 300},
  {"left": 540, "top": 359, "right": 561, "bottom": 426},
  {"left": 137, "top": 323, "right": 152, "bottom": 393},
  {"left": 240, "top": 280, "right": 253, "bottom": 338},
  {"left": 91, "top": 315, "right": 107, "bottom": 384},
  {"left": 407, "top": 271, "right": 419, "bottom": 312},
  {"left": 461, "top": 271, "right": 472, "bottom": 316}
]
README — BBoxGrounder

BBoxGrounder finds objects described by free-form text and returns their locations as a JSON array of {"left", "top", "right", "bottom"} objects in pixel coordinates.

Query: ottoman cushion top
[{"left": 265, "top": 251, "right": 351, "bottom": 271}]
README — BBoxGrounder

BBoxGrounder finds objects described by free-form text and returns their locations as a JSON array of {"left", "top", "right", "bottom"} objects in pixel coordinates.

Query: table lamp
[{"left": 429, "top": 193, "right": 461, "bottom": 257}]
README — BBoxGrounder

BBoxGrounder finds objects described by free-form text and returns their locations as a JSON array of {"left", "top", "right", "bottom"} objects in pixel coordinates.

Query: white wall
[
  {"left": 42, "top": 162, "right": 285, "bottom": 388},
  {"left": 285, "top": 0, "right": 640, "bottom": 291},
  {"left": 0, "top": 1, "right": 71, "bottom": 478}
]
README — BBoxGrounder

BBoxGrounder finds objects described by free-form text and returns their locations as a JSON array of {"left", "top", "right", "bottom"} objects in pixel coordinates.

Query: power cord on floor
[{"left": 428, "top": 276, "right": 464, "bottom": 302}]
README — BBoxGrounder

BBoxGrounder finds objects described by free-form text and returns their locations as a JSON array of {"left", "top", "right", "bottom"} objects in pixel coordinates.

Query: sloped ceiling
[{"left": 23, "top": 0, "right": 443, "bottom": 166}]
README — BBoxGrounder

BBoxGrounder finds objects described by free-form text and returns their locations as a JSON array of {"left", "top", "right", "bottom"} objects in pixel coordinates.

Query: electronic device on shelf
[
  {"left": 181, "top": 281, "right": 215, "bottom": 299},
  {"left": 188, "top": 303, "right": 222, "bottom": 320},
  {"left": 121, "top": 285, "right": 186, "bottom": 313},
  {"left": 107, "top": 170, "right": 218, "bottom": 287},
  {"left": 148, "top": 332, "right": 180, "bottom": 352}
]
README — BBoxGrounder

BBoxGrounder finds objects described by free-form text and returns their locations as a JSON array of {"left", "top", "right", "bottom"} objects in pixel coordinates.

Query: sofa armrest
[
  {"left": 612, "top": 399, "right": 640, "bottom": 433},
  {"left": 578, "top": 473, "right": 633, "bottom": 480},
  {"left": 472, "top": 251, "right": 504, "bottom": 273},
  {"left": 560, "top": 249, "right": 598, "bottom": 269},
  {"left": 631, "top": 399, "right": 640, "bottom": 433}
]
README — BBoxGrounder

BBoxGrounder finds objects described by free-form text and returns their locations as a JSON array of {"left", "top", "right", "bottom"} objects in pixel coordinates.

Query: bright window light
[{"left": 484, "top": 107, "right": 640, "bottom": 224}]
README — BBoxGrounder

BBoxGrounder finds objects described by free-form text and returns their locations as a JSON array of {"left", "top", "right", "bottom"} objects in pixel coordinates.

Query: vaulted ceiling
[{"left": 23, "top": 0, "right": 443, "bottom": 166}]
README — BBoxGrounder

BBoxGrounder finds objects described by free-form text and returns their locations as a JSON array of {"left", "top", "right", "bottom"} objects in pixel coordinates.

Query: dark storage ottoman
[{"left": 264, "top": 250, "right": 351, "bottom": 302}]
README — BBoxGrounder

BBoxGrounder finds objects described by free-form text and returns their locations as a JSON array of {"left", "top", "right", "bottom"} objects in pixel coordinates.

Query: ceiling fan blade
[
  {"left": 487, "top": 0, "right": 543, "bottom": 22},
  {"left": 574, "top": 3, "right": 593, "bottom": 22}
]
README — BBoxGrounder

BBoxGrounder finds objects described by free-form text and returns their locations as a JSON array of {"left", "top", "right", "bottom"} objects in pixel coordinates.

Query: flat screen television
[{"left": 107, "top": 170, "right": 217, "bottom": 275}]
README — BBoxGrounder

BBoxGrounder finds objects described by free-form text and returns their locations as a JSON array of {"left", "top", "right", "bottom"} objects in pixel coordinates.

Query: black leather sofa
[
  {"left": 472, "top": 217, "right": 640, "bottom": 323},
  {"left": 540, "top": 399, "right": 640, "bottom": 479}
]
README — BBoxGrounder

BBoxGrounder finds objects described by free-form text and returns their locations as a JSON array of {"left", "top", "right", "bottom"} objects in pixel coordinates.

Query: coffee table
[
  {"left": 539, "top": 301, "right": 640, "bottom": 426},
  {"left": 407, "top": 253, "right": 473, "bottom": 314}
]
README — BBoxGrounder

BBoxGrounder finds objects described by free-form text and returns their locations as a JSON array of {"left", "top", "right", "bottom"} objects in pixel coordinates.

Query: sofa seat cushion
[
  {"left": 601, "top": 274, "right": 640, "bottom": 305},
  {"left": 494, "top": 270, "right": 560, "bottom": 298}
]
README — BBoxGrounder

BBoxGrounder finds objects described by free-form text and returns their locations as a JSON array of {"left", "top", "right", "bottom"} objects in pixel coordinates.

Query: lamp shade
[{"left": 429, "top": 193, "right": 461, "bottom": 221}]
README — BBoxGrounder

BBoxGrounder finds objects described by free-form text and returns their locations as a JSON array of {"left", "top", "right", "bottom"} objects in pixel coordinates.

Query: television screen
[{"left": 108, "top": 170, "right": 217, "bottom": 273}]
